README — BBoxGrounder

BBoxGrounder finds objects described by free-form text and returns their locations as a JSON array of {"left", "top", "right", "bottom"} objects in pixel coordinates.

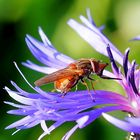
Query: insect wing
[{"left": 34, "top": 68, "right": 77, "bottom": 86}]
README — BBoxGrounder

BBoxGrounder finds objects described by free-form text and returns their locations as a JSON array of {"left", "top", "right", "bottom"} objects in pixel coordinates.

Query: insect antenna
[{"left": 100, "top": 75, "right": 121, "bottom": 80}]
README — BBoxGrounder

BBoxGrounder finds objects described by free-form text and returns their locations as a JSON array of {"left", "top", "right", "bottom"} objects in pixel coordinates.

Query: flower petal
[
  {"left": 135, "top": 69, "right": 140, "bottom": 93},
  {"left": 5, "top": 87, "right": 36, "bottom": 105},
  {"left": 123, "top": 48, "right": 130, "bottom": 77},
  {"left": 62, "top": 124, "right": 79, "bottom": 140},
  {"left": 40, "top": 120, "right": 50, "bottom": 134},
  {"left": 102, "top": 113, "right": 140, "bottom": 134},
  {"left": 107, "top": 46, "right": 119, "bottom": 74},
  {"left": 130, "top": 35, "right": 140, "bottom": 41},
  {"left": 22, "top": 60, "right": 58, "bottom": 74},
  {"left": 5, "top": 115, "right": 37, "bottom": 129},
  {"left": 76, "top": 115, "right": 89, "bottom": 128},
  {"left": 129, "top": 60, "right": 138, "bottom": 94},
  {"left": 25, "top": 34, "right": 74, "bottom": 69},
  {"left": 68, "top": 15, "right": 124, "bottom": 65},
  {"left": 38, "top": 27, "right": 54, "bottom": 48},
  {"left": 125, "top": 117, "right": 140, "bottom": 126},
  {"left": 26, "top": 35, "right": 68, "bottom": 68},
  {"left": 72, "top": 105, "right": 126, "bottom": 128},
  {"left": 38, "top": 121, "right": 65, "bottom": 140}
]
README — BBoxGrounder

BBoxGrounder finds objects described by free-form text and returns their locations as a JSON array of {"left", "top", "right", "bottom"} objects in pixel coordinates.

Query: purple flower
[{"left": 5, "top": 9, "right": 140, "bottom": 140}]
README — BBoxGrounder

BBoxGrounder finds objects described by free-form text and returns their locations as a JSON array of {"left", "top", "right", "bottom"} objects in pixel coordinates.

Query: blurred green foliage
[{"left": 1, "top": 0, "right": 140, "bottom": 140}]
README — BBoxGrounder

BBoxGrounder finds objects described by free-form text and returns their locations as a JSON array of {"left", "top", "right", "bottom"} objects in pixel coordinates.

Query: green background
[{"left": 1, "top": 0, "right": 140, "bottom": 140}]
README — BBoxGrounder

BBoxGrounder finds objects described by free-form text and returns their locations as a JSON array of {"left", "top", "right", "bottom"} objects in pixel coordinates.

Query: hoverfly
[{"left": 34, "top": 58, "right": 119, "bottom": 97}]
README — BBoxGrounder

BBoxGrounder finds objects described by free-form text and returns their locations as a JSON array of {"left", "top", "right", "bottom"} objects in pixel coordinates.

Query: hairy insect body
[{"left": 34, "top": 58, "right": 118, "bottom": 95}]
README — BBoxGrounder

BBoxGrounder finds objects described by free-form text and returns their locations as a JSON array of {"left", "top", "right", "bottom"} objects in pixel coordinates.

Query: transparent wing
[{"left": 34, "top": 68, "right": 78, "bottom": 86}]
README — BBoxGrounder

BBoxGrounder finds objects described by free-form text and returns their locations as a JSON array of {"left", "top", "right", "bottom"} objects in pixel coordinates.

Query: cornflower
[{"left": 5, "top": 9, "right": 140, "bottom": 140}]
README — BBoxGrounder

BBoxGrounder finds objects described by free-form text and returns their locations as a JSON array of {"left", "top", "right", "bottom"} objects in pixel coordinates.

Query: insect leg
[
  {"left": 87, "top": 75, "right": 94, "bottom": 80},
  {"left": 80, "top": 78, "right": 95, "bottom": 101},
  {"left": 61, "top": 92, "right": 67, "bottom": 97},
  {"left": 75, "top": 84, "right": 78, "bottom": 92},
  {"left": 51, "top": 89, "right": 56, "bottom": 92},
  {"left": 90, "top": 80, "right": 95, "bottom": 91},
  {"left": 87, "top": 75, "right": 95, "bottom": 91}
]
